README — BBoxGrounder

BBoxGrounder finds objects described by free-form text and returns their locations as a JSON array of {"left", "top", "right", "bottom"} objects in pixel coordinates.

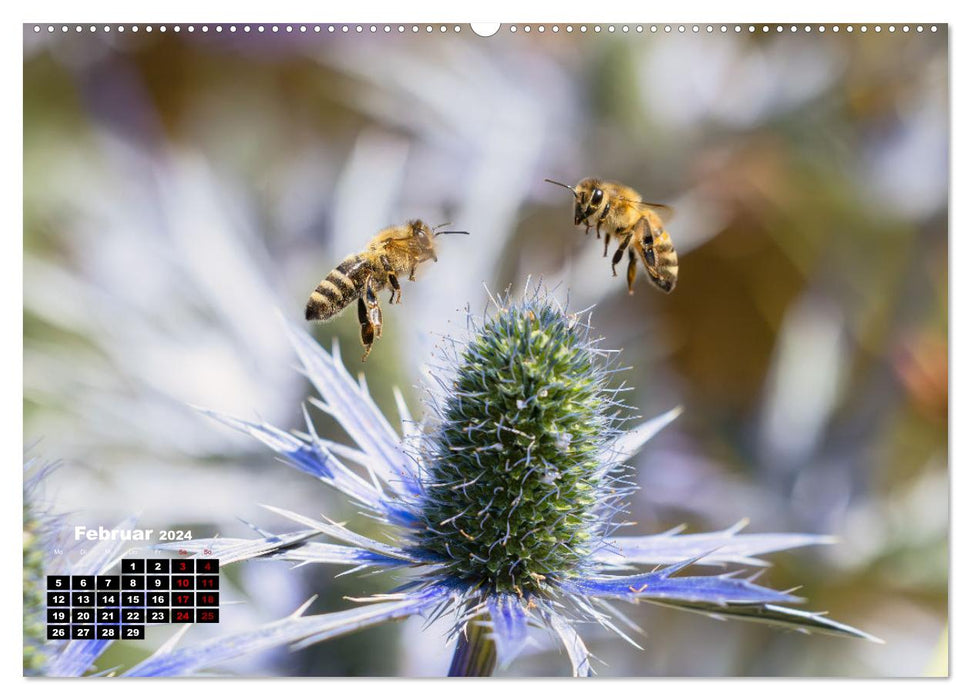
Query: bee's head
[
  {"left": 410, "top": 220, "right": 434, "bottom": 247},
  {"left": 574, "top": 178, "right": 606, "bottom": 226},
  {"left": 544, "top": 178, "right": 605, "bottom": 226},
  {"left": 414, "top": 221, "right": 469, "bottom": 263}
]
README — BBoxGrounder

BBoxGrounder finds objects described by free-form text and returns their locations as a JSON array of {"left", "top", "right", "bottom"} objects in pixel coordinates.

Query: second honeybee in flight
[
  {"left": 305, "top": 220, "right": 468, "bottom": 361},
  {"left": 545, "top": 177, "right": 678, "bottom": 294}
]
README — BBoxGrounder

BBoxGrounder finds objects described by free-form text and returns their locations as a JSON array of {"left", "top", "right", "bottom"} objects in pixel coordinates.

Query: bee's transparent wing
[{"left": 633, "top": 200, "right": 675, "bottom": 222}]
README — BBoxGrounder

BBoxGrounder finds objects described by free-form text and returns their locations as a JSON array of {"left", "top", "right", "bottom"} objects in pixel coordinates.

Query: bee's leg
[
  {"left": 637, "top": 222, "right": 657, "bottom": 277},
  {"left": 626, "top": 249, "right": 637, "bottom": 295},
  {"left": 596, "top": 201, "right": 610, "bottom": 241},
  {"left": 602, "top": 232, "right": 611, "bottom": 257},
  {"left": 611, "top": 234, "right": 632, "bottom": 276},
  {"left": 379, "top": 255, "right": 401, "bottom": 304},
  {"left": 357, "top": 297, "right": 373, "bottom": 361},
  {"left": 358, "top": 276, "right": 383, "bottom": 362},
  {"left": 388, "top": 275, "right": 401, "bottom": 303},
  {"left": 635, "top": 244, "right": 674, "bottom": 294},
  {"left": 367, "top": 277, "right": 383, "bottom": 339},
  {"left": 408, "top": 265, "right": 417, "bottom": 282}
]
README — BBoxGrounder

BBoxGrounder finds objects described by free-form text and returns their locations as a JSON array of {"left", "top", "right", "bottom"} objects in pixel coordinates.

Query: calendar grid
[{"left": 46, "top": 559, "right": 219, "bottom": 640}]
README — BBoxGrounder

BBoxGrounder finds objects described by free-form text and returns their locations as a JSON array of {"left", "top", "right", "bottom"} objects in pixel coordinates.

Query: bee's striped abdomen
[
  {"left": 646, "top": 228, "right": 678, "bottom": 294},
  {"left": 305, "top": 255, "right": 368, "bottom": 321}
]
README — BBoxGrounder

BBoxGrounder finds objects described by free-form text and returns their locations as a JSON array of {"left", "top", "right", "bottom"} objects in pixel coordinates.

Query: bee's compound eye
[{"left": 590, "top": 189, "right": 604, "bottom": 206}]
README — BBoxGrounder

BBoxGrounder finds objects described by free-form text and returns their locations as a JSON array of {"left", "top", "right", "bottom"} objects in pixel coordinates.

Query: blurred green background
[{"left": 23, "top": 23, "right": 947, "bottom": 676}]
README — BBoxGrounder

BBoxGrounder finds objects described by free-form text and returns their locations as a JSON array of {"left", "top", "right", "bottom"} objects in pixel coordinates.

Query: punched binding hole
[{"left": 470, "top": 23, "right": 501, "bottom": 37}]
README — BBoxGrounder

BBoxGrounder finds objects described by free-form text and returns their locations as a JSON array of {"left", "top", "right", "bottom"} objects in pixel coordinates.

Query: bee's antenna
[
  {"left": 432, "top": 221, "right": 469, "bottom": 235},
  {"left": 544, "top": 178, "right": 577, "bottom": 194}
]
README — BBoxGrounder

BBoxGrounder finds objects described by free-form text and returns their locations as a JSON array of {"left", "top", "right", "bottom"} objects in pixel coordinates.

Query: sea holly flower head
[
  {"left": 418, "top": 300, "right": 617, "bottom": 597},
  {"left": 167, "top": 288, "right": 877, "bottom": 677}
]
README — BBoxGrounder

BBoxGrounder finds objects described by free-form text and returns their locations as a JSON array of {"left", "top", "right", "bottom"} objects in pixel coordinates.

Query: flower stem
[{"left": 448, "top": 615, "right": 497, "bottom": 677}]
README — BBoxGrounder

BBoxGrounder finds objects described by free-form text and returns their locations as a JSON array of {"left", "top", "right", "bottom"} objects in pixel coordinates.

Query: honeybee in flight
[
  {"left": 305, "top": 220, "right": 468, "bottom": 360},
  {"left": 545, "top": 177, "right": 678, "bottom": 294}
]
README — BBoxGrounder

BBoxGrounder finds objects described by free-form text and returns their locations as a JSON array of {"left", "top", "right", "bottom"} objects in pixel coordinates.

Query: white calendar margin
[{"left": 8, "top": 0, "right": 961, "bottom": 697}]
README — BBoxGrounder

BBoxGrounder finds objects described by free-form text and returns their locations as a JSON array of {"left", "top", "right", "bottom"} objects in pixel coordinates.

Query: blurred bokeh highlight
[{"left": 23, "top": 24, "right": 947, "bottom": 676}]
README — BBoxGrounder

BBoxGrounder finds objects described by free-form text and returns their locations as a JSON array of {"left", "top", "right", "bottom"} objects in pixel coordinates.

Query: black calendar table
[{"left": 46, "top": 559, "right": 219, "bottom": 640}]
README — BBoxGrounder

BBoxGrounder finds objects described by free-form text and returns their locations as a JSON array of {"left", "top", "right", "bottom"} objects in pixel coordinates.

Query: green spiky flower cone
[{"left": 419, "top": 297, "right": 619, "bottom": 599}]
